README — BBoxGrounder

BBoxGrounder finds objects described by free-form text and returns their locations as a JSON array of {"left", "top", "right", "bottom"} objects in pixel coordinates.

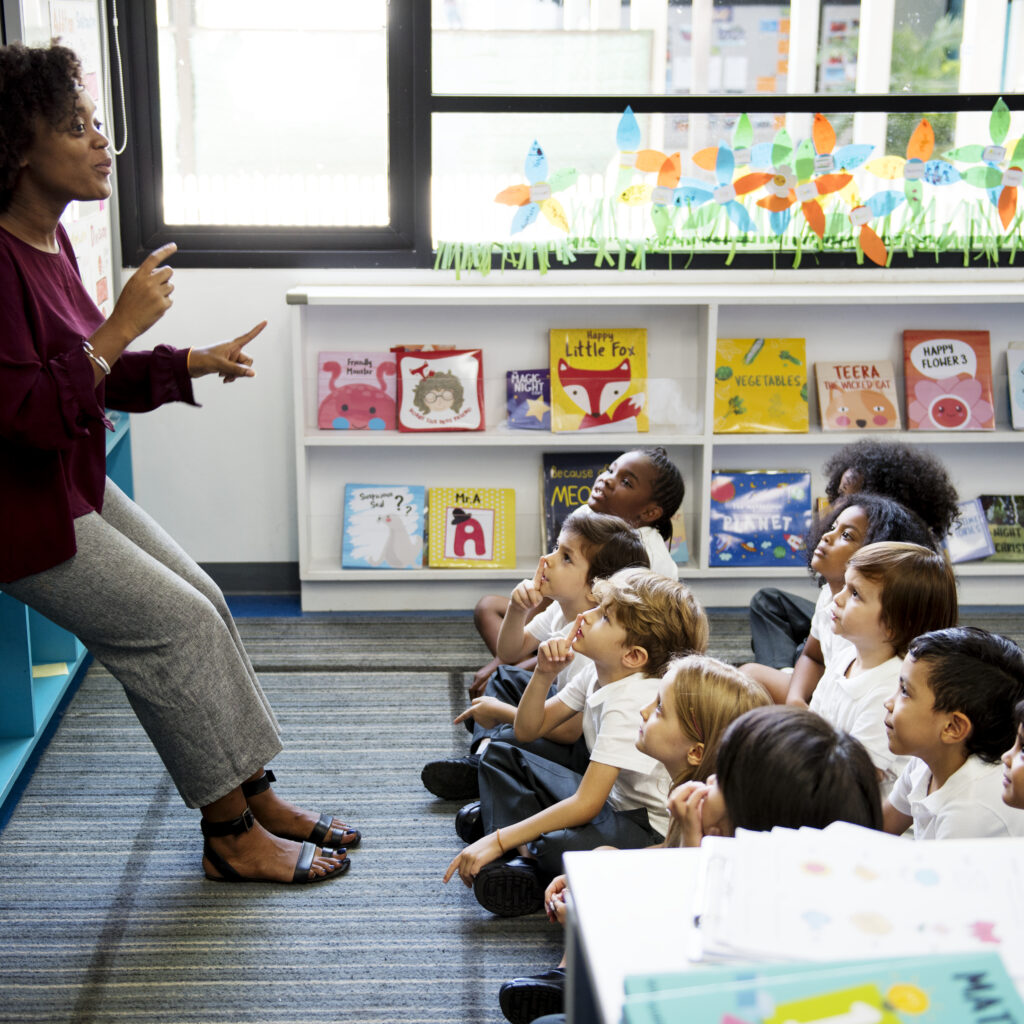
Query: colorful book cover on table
[
  {"left": 427, "top": 487, "right": 516, "bottom": 568},
  {"left": 316, "top": 351, "right": 397, "bottom": 430},
  {"left": 709, "top": 471, "right": 812, "bottom": 567},
  {"left": 979, "top": 495, "right": 1024, "bottom": 562},
  {"left": 395, "top": 349, "right": 484, "bottom": 432},
  {"left": 1008, "top": 343, "right": 1024, "bottom": 430},
  {"left": 506, "top": 368, "right": 551, "bottom": 430},
  {"left": 903, "top": 329, "right": 995, "bottom": 431},
  {"left": 342, "top": 485, "right": 425, "bottom": 569},
  {"left": 539, "top": 451, "right": 619, "bottom": 552},
  {"left": 944, "top": 497, "right": 996, "bottom": 563},
  {"left": 548, "top": 328, "right": 648, "bottom": 433},
  {"left": 621, "top": 951, "right": 1024, "bottom": 1024},
  {"left": 815, "top": 360, "right": 901, "bottom": 431},
  {"left": 714, "top": 338, "right": 808, "bottom": 433}
]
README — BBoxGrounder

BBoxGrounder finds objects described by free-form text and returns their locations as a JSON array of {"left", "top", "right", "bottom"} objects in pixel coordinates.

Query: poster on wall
[{"left": 49, "top": 0, "right": 115, "bottom": 316}]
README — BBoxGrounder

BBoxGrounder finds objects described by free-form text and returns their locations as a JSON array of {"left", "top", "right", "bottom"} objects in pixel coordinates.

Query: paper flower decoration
[
  {"left": 686, "top": 132, "right": 773, "bottom": 232},
  {"left": 908, "top": 377, "right": 994, "bottom": 431},
  {"left": 619, "top": 151, "right": 685, "bottom": 241},
  {"left": 494, "top": 140, "right": 578, "bottom": 234},
  {"left": 754, "top": 128, "right": 852, "bottom": 238},
  {"left": 848, "top": 203, "right": 889, "bottom": 267},
  {"left": 865, "top": 118, "right": 960, "bottom": 216}
]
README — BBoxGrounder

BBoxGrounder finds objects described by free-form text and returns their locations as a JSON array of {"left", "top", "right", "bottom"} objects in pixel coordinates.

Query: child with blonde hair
[
  {"left": 497, "top": 655, "right": 770, "bottom": 1024},
  {"left": 808, "top": 541, "right": 958, "bottom": 791},
  {"left": 443, "top": 568, "right": 707, "bottom": 917}
]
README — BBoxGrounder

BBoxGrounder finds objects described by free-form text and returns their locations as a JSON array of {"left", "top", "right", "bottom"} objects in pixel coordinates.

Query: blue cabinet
[{"left": 0, "top": 416, "right": 132, "bottom": 806}]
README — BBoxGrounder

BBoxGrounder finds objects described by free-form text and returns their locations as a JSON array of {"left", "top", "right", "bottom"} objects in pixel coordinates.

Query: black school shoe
[
  {"left": 499, "top": 968, "right": 566, "bottom": 1024},
  {"left": 473, "top": 856, "right": 547, "bottom": 917},
  {"left": 455, "top": 800, "right": 484, "bottom": 843},
  {"left": 421, "top": 753, "right": 481, "bottom": 800}
]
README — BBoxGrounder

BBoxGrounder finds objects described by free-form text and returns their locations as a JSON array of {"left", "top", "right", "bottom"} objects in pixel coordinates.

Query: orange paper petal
[
  {"left": 907, "top": 118, "right": 934, "bottom": 161},
  {"left": 636, "top": 149, "right": 669, "bottom": 173},
  {"left": 494, "top": 185, "right": 530, "bottom": 206},
  {"left": 734, "top": 172, "right": 773, "bottom": 195},
  {"left": 802, "top": 200, "right": 825, "bottom": 239},
  {"left": 757, "top": 194, "right": 793, "bottom": 211},
  {"left": 998, "top": 185, "right": 1017, "bottom": 230},
  {"left": 692, "top": 147, "right": 719, "bottom": 172},
  {"left": 815, "top": 173, "right": 852, "bottom": 195},
  {"left": 657, "top": 153, "right": 682, "bottom": 188},
  {"left": 860, "top": 225, "right": 888, "bottom": 267},
  {"left": 812, "top": 113, "right": 835, "bottom": 156}
]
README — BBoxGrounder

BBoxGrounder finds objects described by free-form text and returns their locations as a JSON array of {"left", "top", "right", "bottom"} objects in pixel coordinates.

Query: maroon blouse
[{"left": 0, "top": 222, "right": 196, "bottom": 582}]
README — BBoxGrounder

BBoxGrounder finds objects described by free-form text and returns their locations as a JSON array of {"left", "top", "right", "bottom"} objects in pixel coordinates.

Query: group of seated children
[{"left": 421, "top": 442, "right": 1024, "bottom": 1024}]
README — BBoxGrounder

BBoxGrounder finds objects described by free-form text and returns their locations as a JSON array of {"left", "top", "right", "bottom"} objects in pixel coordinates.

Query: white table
[{"left": 564, "top": 847, "right": 702, "bottom": 1024}]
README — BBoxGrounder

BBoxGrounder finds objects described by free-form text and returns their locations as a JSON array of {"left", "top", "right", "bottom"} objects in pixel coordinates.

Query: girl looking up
[
  {"left": 742, "top": 494, "right": 935, "bottom": 705},
  {"left": 808, "top": 542, "right": 958, "bottom": 792},
  {"left": 470, "top": 447, "right": 685, "bottom": 696},
  {"left": 671, "top": 705, "right": 884, "bottom": 846}
]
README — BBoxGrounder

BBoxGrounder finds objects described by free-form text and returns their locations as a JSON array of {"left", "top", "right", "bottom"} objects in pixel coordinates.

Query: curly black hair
[
  {"left": 804, "top": 491, "right": 938, "bottom": 580},
  {"left": 634, "top": 446, "right": 685, "bottom": 542},
  {"left": 0, "top": 42, "right": 82, "bottom": 214},
  {"left": 821, "top": 440, "right": 960, "bottom": 539}
]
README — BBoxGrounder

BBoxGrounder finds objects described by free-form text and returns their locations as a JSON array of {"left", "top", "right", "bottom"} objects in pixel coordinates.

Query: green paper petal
[
  {"left": 991, "top": 98, "right": 1010, "bottom": 146},
  {"left": 734, "top": 113, "right": 753, "bottom": 151},
  {"left": 794, "top": 138, "right": 815, "bottom": 181},
  {"left": 962, "top": 166, "right": 1003, "bottom": 189},
  {"left": 771, "top": 129, "right": 793, "bottom": 167},
  {"left": 943, "top": 145, "right": 984, "bottom": 162},
  {"left": 548, "top": 168, "right": 579, "bottom": 192},
  {"left": 1012, "top": 137, "right": 1024, "bottom": 163}
]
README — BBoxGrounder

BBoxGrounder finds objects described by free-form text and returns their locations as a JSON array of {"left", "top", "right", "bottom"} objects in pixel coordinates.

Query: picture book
[
  {"left": 540, "top": 451, "right": 619, "bottom": 552},
  {"left": 548, "top": 328, "right": 648, "bottom": 433},
  {"left": 709, "top": 471, "right": 812, "bottom": 567},
  {"left": 342, "top": 484, "right": 425, "bottom": 569},
  {"left": 815, "top": 359, "right": 901, "bottom": 431},
  {"left": 621, "top": 952, "right": 1024, "bottom": 1024},
  {"left": 506, "top": 368, "right": 551, "bottom": 430},
  {"left": 668, "top": 509, "right": 689, "bottom": 566},
  {"left": 317, "top": 351, "right": 397, "bottom": 430},
  {"left": 903, "top": 329, "right": 995, "bottom": 431},
  {"left": 395, "top": 349, "right": 484, "bottom": 432},
  {"left": 944, "top": 497, "right": 996, "bottom": 563},
  {"left": 713, "top": 338, "right": 808, "bottom": 433},
  {"left": 979, "top": 494, "right": 1024, "bottom": 562},
  {"left": 426, "top": 486, "right": 515, "bottom": 568},
  {"left": 1008, "top": 343, "right": 1024, "bottom": 430}
]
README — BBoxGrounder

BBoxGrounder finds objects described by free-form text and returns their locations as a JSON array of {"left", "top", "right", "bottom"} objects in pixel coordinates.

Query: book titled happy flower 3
[{"left": 903, "top": 330, "right": 995, "bottom": 431}]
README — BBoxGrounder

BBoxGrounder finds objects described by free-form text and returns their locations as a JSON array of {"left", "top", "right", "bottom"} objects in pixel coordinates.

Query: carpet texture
[{"left": 1, "top": 608, "right": 1022, "bottom": 1024}]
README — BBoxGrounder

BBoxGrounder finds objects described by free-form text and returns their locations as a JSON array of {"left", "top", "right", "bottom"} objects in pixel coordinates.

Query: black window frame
[{"left": 111, "top": 1, "right": 1022, "bottom": 270}]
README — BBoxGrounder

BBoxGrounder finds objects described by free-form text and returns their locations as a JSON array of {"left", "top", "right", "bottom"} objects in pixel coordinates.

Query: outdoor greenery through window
[{"left": 117, "top": 0, "right": 1024, "bottom": 268}]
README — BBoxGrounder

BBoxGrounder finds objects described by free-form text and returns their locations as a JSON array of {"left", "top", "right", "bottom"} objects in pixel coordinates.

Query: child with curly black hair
[{"left": 749, "top": 440, "right": 959, "bottom": 673}]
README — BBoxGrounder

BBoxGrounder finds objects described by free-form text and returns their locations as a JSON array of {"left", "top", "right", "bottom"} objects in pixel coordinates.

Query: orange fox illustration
[
  {"left": 556, "top": 358, "right": 644, "bottom": 429},
  {"left": 823, "top": 382, "right": 898, "bottom": 430}
]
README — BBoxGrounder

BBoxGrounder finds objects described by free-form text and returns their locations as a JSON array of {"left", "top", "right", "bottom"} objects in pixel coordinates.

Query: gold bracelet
[
  {"left": 185, "top": 347, "right": 194, "bottom": 372},
  {"left": 495, "top": 828, "right": 505, "bottom": 854}
]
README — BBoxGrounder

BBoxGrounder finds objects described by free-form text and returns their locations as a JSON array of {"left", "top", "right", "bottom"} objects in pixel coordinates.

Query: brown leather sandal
[{"left": 241, "top": 770, "right": 362, "bottom": 849}]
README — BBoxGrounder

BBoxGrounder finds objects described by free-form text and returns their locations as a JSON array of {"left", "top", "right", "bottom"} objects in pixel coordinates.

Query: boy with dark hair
[{"left": 882, "top": 626, "right": 1024, "bottom": 839}]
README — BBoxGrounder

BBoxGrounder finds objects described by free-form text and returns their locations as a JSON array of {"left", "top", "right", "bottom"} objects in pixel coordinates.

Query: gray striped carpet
[{"left": 1, "top": 608, "right": 1021, "bottom": 1024}]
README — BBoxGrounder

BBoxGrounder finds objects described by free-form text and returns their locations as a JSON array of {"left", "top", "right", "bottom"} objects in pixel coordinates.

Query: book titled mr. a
[
  {"left": 506, "top": 368, "right": 551, "bottom": 430},
  {"left": 709, "top": 471, "right": 812, "bottom": 567},
  {"left": 427, "top": 486, "right": 516, "bottom": 569},
  {"left": 903, "top": 329, "right": 995, "bottom": 431},
  {"left": 714, "top": 338, "right": 808, "bottom": 433}
]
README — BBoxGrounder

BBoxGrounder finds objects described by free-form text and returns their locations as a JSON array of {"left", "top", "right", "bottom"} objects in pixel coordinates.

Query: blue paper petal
[
  {"left": 725, "top": 200, "right": 756, "bottom": 232},
  {"left": 865, "top": 190, "right": 905, "bottom": 218},
  {"left": 616, "top": 106, "right": 642, "bottom": 151},
  {"left": 834, "top": 144, "right": 874, "bottom": 170},
  {"left": 749, "top": 142, "right": 773, "bottom": 169},
  {"left": 525, "top": 141, "right": 548, "bottom": 184},
  {"left": 673, "top": 184, "right": 715, "bottom": 206},
  {"left": 510, "top": 202, "right": 540, "bottom": 234},
  {"left": 769, "top": 208, "right": 791, "bottom": 236},
  {"left": 716, "top": 145, "right": 735, "bottom": 184},
  {"left": 922, "top": 160, "right": 960, "bottom": 186}
]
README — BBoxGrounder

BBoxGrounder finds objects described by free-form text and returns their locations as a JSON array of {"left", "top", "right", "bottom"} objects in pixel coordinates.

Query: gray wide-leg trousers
[{"left": 3, "top": 478, "right": 282, "bottom": 808}]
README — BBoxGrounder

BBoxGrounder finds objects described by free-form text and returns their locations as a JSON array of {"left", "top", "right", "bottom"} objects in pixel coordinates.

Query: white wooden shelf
[{"left": 289, "top": 271, "right": 1024, "bottom": 611}]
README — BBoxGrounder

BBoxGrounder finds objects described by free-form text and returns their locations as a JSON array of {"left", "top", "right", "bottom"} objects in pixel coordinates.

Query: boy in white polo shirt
[
  {"left": 882, "top": 626, "right": 1024, "bottom": 840},
  {"left": 442, "top": 568, "right": 708, "bottom": 916}
]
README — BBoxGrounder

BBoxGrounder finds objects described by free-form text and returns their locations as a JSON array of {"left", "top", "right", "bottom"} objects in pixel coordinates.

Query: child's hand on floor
[
  {"left": 442, "top": 832, "right": 505, "bottom": 886},
  {"left": 544, "top": 874, "right": 570, "bottom": 925},
  {"left": 453, "top": 695, "right": 509, "bottom": 729},
  {"left": 510, "top": 562, "right": 545, "bottom": 611},
  {"left": 537, "top": 633, "right": 575, "bottom": 676},
  {"left": 668, "top": 781, "right": 715, "bottom": 847}
]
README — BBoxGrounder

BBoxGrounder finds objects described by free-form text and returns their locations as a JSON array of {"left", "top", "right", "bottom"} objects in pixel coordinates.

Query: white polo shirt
[
  {"left": 809, "top": 648, "right": 909, "bottom": 793},
  {"left": 525, "top": 602, "right": 594, "bottom": 694},
  {"left": 640, "top": 526, "right": 679, "bottom": 580},
  {"left": 808, "top": 584, "right": 853, "bottom": 666},
  {"left": 888, "top": 755, "right": 1024, "bottom": 840},
  {"left": 558, "top": 669, "right": 671, "bottom": 837}
]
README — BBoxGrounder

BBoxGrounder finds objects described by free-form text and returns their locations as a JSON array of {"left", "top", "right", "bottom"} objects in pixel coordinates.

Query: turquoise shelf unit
[{"left": 0, "top": 415, "right": 132, "bottom": 807}]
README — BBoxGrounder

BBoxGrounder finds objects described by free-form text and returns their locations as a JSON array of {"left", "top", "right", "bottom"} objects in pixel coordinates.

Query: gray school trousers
[{"left": 3, "top": 478, "right": 282, "bottom": 808}]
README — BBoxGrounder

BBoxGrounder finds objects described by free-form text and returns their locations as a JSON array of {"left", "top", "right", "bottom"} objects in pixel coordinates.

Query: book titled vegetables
[
  {"left": 427, "top": 486, "right": 516, "bottom": 569},
  {"left": 549, "top": 328, "right": 648, "bottom": 433},
  {"left": 714, "top": 338, "right": 808, "bottom": 433},
  {"left": 903, "top": 329, "right": 995, "bottom": 430}
]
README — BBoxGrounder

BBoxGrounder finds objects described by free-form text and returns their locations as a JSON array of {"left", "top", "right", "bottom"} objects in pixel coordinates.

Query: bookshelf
[
  {"left": 288, "top": 271, "right": 1024, "bottom": 612},
  {"left": 0, "top": 415, "right": 132, "bottom": 807}
]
